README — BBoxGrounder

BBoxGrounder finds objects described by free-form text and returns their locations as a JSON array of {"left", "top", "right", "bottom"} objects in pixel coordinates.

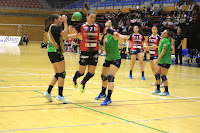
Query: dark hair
[
  {"left": 48, "top": 14, "right": 60, "bottom": 23},
  {"left": 152, "top": 25, "right": 158, "bottom": 29},
  {"left": 133, "top": 25, "right": 144, "bottom": 35},
  {"left": 87, "top": 10, "right": 97, "bottom": 16},
  {"left": 166, "top": 29, "right": 174, "bottom": 39}
]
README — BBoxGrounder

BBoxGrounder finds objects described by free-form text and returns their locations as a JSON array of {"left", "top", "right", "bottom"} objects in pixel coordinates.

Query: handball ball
[{"left": 73, "top": 12, "right": 82, "bottom": 21}]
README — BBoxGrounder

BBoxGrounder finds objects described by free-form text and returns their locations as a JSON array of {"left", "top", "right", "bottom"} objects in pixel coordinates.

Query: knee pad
[
  {"left": 101, "top": 73, "right": 107, "bottom": 81},
  {"left": 57, "top": 71, "right": 66, "bottom": 79},
  {"left": 161, "top": 75, "right": 167, "bottom": 82},
  {"left": 107, "top": 74, "right": 115, "bottom": 82},
  {"left": 155, "top": 73, "right": 160, "bottom": 80},
  {"left": 54, "top": 73, "right": 59, "bottom": 80}
]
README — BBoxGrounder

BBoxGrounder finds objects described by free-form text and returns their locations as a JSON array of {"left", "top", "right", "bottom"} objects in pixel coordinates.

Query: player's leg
[
  {"left": 80, "top": 51, "right": 98, "bottom": 93},
  {"left": 159, "top": 64, "right": 171, "bottom": 96},
  {"left": 137, "top": 52, "right": 145, "bottom": 80},
  {"left": 151, "top": 65, "right": 161, "bottom": 94},
  {"left": 129, "top": 54, "right": 136, "bottom": 79},
  {"left": 101, "top": 59, "right": 121, "bottom": 106},
  {"left": 95, "top": 64, "right": 109, "bottom": 100},
  {"left": 44, "top": 63, "right": 58, "bottom": 102},
  {"left": 54, "top": 60, "right": 69, "bottom": 104},
  {"left": 73, "top": 51, "right": 88, "bottom": 88}
]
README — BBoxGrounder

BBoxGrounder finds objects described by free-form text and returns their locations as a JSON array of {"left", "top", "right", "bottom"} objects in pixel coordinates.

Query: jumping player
[{"left": 68, "top": 10, "right": 125, "bottom": 93}]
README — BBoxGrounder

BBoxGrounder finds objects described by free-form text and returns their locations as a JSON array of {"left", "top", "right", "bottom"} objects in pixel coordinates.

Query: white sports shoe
[{"left": 56, "top": 95, "right": 69, "bottom": 104}]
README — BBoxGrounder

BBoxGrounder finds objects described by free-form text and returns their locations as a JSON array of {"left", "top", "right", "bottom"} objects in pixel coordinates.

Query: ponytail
[
  {"left": 48, "top": 14, "right": 60, "bottom": 23},
  {"left": 166, "top": 29, "right": 174, "bottom": 39}
]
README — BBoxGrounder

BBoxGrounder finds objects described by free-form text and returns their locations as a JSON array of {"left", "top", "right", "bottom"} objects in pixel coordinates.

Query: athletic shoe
[
  {"left": 95, "top": 93, "right": 107, "bottom": 100},
  {"left": 151, "top": 82, "right": 156, "bottom": 86},
  {"left": 100, "top": 98, "right": 112, "bottom": 106},
  {"left": 56, "top": 95, "right": 69, "bottom": 104},
  {"left": 129, "top": 73, "right": 133, "bottom": 79},
  {"left": 80, "top": 81, "right": 85, "bottom": 93},
  {"left": 160, "top": 83, "right": 164, "bottom": 88},
  {"left": 43, "top": 91, "right": 53, "bottom": 102},
  {"left": 72, "top": 80, "right": 78, "bottom": 89},
  {"left": 159, "top": 91, "right": 170, "bottom": 96},
  {"left": 141, "top": 75, "right": 145, "bottom": 80},
  {"left": 151, "top": 89, "right": 161, "bottom": 95}
]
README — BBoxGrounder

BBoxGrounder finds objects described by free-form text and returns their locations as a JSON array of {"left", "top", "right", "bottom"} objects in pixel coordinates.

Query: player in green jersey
[
  {"left": 95, "top": 20, "right": 126, "bottom": 106},
  {"left": 151, "top": 29, "right": 174, "bottom": 96}
]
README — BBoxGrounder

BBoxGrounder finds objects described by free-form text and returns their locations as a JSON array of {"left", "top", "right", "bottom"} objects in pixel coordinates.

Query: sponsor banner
[{"left": 0, "top": 36, "right": 22, "bottom": 46}]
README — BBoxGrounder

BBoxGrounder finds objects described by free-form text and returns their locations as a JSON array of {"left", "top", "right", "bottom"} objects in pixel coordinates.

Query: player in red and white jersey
[
  {"left": 68, "top": 10, "right": 125, "bottom": 93},
  {"left": 144, "top": 26, "right": 162, "bottom": 86},
  {"left": 126, "top": 25, "right": 146, "bottom": 80}
]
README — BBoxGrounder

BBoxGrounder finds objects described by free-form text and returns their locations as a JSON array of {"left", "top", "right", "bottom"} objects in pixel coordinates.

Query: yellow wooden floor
[{"left": 0, "top": 42, "right": 200, "bottom": 133}]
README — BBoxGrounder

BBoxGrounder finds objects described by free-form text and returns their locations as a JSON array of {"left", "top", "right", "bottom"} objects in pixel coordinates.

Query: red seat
[
  {"left": 7, "top": 4, "right": 11, "bottom": 6},
  {"left": 29, "top": 5, "right": 32, "bottom": 8},
  {"left": 16, "top": 4, "right": 20, "bottom": 7},
  {"left": 25, "top": 5, "right": 28, "bottom": 7},
  {"left": 0, "top": 3, "right": 2, "bottom": 6}
]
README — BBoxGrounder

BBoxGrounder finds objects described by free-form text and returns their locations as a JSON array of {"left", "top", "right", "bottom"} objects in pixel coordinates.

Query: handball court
[{"left": 0, "top": 43, "right": 200, "bottom": 133}]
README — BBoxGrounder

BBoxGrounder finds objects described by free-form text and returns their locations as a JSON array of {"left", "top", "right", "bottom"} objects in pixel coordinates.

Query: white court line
[
  {"left": 0, "top": 70, "right": 37, "bottom": 75},
  {"left": 0, "top": 86, "right": 94, "bottom": 94},
  {"left": 1, "top": 67, "right": 200, "bottom": 78},
  {"left": 0, "top": 70, "right": 199, "bottom": 102},
  {"left": 1, "top": 69, "right": 199, "bottom": 81}
]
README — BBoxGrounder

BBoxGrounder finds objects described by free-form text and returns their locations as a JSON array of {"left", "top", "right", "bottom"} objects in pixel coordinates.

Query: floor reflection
[{"left": 0, "top": 44, "right": 21, "bottom": 55}]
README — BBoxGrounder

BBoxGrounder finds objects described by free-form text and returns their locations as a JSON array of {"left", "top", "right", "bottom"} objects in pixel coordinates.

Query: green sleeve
[{"left": 162, "top": 39, "right": 170, "bottom": 49}]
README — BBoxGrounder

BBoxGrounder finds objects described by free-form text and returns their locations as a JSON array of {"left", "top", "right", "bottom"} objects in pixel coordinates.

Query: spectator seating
[{"left": 0, "top": 0, "right": 44, "bottom": 9}]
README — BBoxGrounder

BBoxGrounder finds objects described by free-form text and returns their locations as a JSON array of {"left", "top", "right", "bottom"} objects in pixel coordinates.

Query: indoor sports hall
[{"left": 0, "top": 0, "right": 200, "bottom": 133}]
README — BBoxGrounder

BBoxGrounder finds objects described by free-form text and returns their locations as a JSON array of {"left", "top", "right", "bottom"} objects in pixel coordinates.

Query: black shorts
[
  {"left": 150, "top": 55, "right": 158, "bottom": 60},
  {"left": 79, "top": 51, "right": 98, "bottom": 66},
  {"left": 130, "top": 49, "right": 143, "bottom": 55},
  {"left": 158, "top": 63, "right": 171, "bottom": 69},
  {"left": 103, "top": 59, "right": 121, "bottom": 68},
  {"left": 48, "top": 52, "right": 64, "bottom": 63}
]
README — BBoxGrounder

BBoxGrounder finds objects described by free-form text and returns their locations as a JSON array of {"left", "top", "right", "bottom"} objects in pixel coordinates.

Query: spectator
[
  {"left": 172, "top": 14, "right": 176, "bottom": 23},
  {"left": 188, "top": 2, "right": 194, "bottom": 16},
  {"left": 117, "top": 9, "right": 122, "bottom": 19},
  {"left": 23, "top": 34, "right": 29, "bottom": 45},
  {"left": 147, "top": 14, "right": 153, "bottom": 27},
  {"left": 162, "top": 18, "right": 168, "bottom": 30},
  {"left": 156, "top": 4, "right": 163, "bottom": 16},
  {"left": 159, "top": 14, "right": 165, "bottom": 24},
  {"left": 174, "top": 14, "right": 181, "bottom": 28},
  {"left": 141, "top": 14, "right": 148, "bottom": 27},
  {"left": 192, "top": 10, "right": 200, "bottom": 23},
  {"left": 180, "top": 13, "right": 186, "bottom": 27},
  {"left": 166, "top": 14, "right": 171, "bottom": 21},
  {"left": 150, "top": 3, "right": 155, "bottom": 16},
  {"left": 174, "top": 27, "right": 183, "bottom": 65},
  {"left": 193, "top": 2, "right": 199, "bottom": 12},
  {"left": 168, "top": 19, "right": 174, "bottom": 29},
  {"left": 118, "top": 19, "right": 124, "bottom": 32}
]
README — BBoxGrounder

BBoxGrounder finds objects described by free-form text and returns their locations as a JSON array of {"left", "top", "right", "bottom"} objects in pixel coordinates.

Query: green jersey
[
  {"left": 158, "top": 38, "right": 172, "bottom": 64},
  {"left": 105, "top": 34, "right": 121, "bottom": 61}
]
